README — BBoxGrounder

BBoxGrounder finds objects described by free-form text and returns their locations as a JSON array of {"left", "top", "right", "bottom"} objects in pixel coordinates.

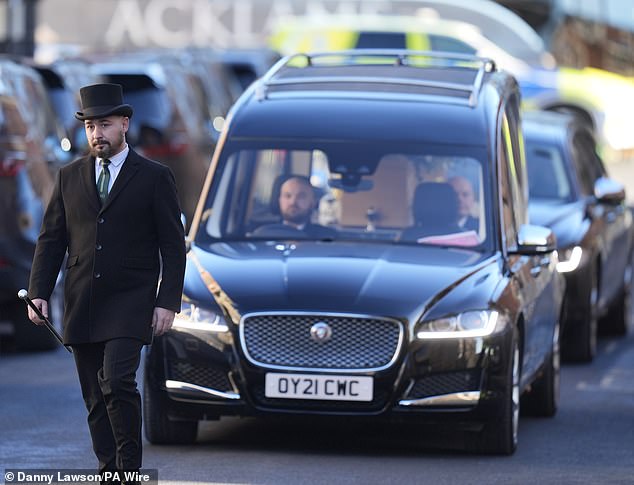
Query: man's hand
[
  {"left": 28, "top": 298, "right": 48, "bottom": 325},
  {"left": 152, "top": 307, "right": 176, "bottom": 336}
]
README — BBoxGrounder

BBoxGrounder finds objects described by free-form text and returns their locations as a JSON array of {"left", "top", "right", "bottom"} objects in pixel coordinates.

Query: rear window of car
[
  {"left": 0, "top": 97, "right": 28, "bottom": 137},
  {"left": 525, "top": 142, "right": 573, "bottom": 201},
  {"left": 196, "top": 140, "right": 490, "bottom": 250},
  {"left": 356, "top": 32, "right": 407, "bottom": 49},
  {"left": 103, "top": 74, "right": 170, "bottom": 136}
]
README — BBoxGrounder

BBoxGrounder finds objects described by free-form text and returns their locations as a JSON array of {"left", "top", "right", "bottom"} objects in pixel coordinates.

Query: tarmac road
[{"left": 1, "top": 322, "right": 633, "bottom": 484}]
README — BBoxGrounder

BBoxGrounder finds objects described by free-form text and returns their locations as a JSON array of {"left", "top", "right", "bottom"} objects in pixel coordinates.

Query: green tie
[{"left": 97, "top": 159, "right": 111, "bottom": 204}]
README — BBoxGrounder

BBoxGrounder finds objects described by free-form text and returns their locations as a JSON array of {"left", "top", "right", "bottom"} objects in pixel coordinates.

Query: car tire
[
  {"left": 470, "top": 328, "right": 520, "bottom": 455},
  {"left": 563, "top": 266, "right": 598, "bottom": 362},
  {"left": 521, "top": 321, "right": 560, "bottom": 417},
  {"left": 143, "top": 377, "right": 198, "bottom": 445}
]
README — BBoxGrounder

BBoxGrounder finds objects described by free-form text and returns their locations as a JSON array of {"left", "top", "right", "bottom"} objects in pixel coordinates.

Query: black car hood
[
  {"left": 184, "top": 241, "right": 498, "bottom": 322},
  {"left": 529, "top": 200, "right": 588, "bottom": 248}
]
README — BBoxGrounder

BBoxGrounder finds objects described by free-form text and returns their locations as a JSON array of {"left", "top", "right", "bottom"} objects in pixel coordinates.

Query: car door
[
  {"left": 572, "top": 131, "right": 632, "bottom": 306},
  {"left": 501, "top": 105, "right": 558, "bottom": 380}
]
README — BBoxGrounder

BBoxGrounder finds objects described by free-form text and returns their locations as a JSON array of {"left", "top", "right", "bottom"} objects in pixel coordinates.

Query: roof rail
[{"left": 256, "top": 50, "right": 496, "bottom": 107}]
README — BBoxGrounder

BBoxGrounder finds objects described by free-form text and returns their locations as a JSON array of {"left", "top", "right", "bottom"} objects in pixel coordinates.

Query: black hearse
[{"left": 144, "top": 51, "right": 564, "bottom": 454}]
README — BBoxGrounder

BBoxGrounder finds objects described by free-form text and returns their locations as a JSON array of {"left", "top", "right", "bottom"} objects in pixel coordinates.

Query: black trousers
[{"left": 72, "top": 338, "right": 145, "bottom": 473}]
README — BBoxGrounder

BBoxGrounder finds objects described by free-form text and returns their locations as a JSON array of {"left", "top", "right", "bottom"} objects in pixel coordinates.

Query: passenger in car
[
  {"left": 252, "top": 175, "right": 337, "bottom": 238},
  {"left": 400, "top": 182, "right": 463, "bottom": 241},
  {"left": 449, "top": 175, "right": 480, "bottom": 232}
]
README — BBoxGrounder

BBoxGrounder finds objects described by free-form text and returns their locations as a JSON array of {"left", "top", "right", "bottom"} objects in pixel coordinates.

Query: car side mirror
[
  {"left": 513, "top": 224, "right": 557, "bottom": 254},
  {"left": 594, "top": 177, "right": 625, "bottom": 205}
]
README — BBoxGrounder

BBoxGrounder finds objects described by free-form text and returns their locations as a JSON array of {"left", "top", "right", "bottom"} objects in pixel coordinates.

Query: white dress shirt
[{"left": 95, "top": 144, "right": 129, "bottom": 193}]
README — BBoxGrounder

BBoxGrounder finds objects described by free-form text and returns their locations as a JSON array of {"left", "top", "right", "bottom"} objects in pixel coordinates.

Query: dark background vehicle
[
  {"left": 0, "top": 58, "right": 67, "bottom": 351},
  {"left": 89, "top": 50, "right": 229, "bottom": 228},
  {"left": 525, "top": 110, "right": 634, "bottom": 362},
  {"left": 179, "top": 47, "right": 244, "bottom": 144},
  {"left": 27, "top": 57, "right": 103, "bottom": 158},
  {"left": 218, "top": 48, "right": 281, "bottom": 91},
  {"left": 144, "top": 51, "right": 564, "bottom": 455}
]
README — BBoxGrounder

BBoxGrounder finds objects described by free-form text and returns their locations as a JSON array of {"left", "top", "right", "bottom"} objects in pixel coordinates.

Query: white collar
[{"left": 96, "top": 144, "right": 129, "bottom": 167}]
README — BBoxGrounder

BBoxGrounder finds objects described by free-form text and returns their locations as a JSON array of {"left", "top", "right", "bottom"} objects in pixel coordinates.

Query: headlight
[
  {"left": 556, "top": 246, "right": 582, "bottom": 273},
  {"left": 416, "top": 310, "right": 500, "bottom": 339},
  {"left": 173, "top": 303, "right": 229, "bottom": 332}
]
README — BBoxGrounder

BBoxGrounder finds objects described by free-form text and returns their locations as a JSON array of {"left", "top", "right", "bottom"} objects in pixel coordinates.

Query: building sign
[{"left": 36, "top": 0, "right": 434, "bottom": 53}]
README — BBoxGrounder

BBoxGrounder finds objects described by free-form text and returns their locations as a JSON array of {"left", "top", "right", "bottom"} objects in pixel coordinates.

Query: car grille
[
  {"left": 168, "top": 361, "right": 233, "bottom": 392},
  {"left": 405, "top": 371, "right": 481, "bottom": 399},
  {"left": 240, "top": 313, "right": 403, "bottom": 371}
]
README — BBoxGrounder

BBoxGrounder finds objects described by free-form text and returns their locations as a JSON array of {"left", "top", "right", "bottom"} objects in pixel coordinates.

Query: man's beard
[
  {"left": 90, "top": 131, "right": 124, "bottom": 158},
  {"left": 282, "top": 208, "right": 311, "bottom": 225}
]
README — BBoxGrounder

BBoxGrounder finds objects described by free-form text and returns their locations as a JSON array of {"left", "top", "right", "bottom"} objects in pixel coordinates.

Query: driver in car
[{"left": 253, "top": 175, "right": 337, "bottom": 238}]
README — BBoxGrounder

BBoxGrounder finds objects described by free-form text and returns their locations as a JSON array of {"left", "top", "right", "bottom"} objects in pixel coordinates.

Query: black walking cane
[{"left": 17, "top": 289, "right": 72, "bottom": 353}]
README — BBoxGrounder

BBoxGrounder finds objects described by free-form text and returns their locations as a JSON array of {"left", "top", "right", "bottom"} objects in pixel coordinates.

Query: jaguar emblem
[{"left": 310, "top": 321, "right": 332, "bottom": 343}]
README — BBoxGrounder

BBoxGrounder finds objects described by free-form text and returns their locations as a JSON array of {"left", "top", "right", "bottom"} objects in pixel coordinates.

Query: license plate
[{"left": 265, "top": 373, "right": 373, "bottom": 402}]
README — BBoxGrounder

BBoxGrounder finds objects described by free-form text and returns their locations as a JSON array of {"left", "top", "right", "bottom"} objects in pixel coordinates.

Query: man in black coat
[{"left": 27, "top": 83, "right": 186, "bottom": 475}]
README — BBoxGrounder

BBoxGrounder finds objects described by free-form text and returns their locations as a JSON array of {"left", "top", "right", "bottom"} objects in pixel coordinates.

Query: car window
[
  {"left": 574, "top": 131, "right": 605, "bottom": 181},
  {"left": 197, "top": 141, "right": 490, "bottom": 250},
  {"left": 499, "top": 116, "right": 518, "bottom": 249},
  {"left": 571, "top": 133, "right": 597, "bottom": 196},
  {"left": 501, "top": 109, "right": 527, "bottom": 234},
  {"left": 0, "top": 96, "right": 28, "bottom": 137},
  {"left": 356, "top": 32, "right": 408, "bottom": 49},
  {"left": 525, "top": 142, "right": 573, "bottom": 201},
  {"left": 104, "top": 74, "right": 171, "bottom": 138},
  {"left": 10, "top": 72, "right": 59, "bottom": 144},
  {"left": 164, "top": 69, "right": 212, "bottom": 142},
  {"left": 429, "top": 35, "right": 477, "bottom": 55}
]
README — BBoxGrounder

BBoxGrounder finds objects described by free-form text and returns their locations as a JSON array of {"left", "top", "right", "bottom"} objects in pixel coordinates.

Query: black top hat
[{"left": 75, "top": 83, "right": 133, "bottom": 121}]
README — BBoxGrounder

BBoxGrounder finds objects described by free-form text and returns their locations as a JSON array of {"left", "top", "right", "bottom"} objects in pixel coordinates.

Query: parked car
[
  {"left": 524, "top": 110, "right": 633, "bottom": 362},
  {"left": 218, "top": 48, "right": 281, "bottom": 91},
  {"left": 179, "top": 47, "right": 244, "bottom": 143},
  {"left": 28, "top": 57, "right": 103, "bottom": 158},
  {"left": 89, "top": 51, "right": 221, "bottom": 227},
  {"left": 144, "top": 50, "right": 564, "bottom": 454},
  {"left": 0, "top": 58, "right": 67, "bottom": 351},
  {"left": 269, "top": 1, "right": 634, "bottom": 161}
]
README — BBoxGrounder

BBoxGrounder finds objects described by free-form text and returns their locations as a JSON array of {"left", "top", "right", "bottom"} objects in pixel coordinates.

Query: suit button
[
  {"left": 94, "top": 273, "right": 101, "bottom": 279},
  {"left": 96, "top": 244, "right": 102, "bottom": 250},
  {"left": 97, "top": 218, "right": 105, "bottom": 224}
]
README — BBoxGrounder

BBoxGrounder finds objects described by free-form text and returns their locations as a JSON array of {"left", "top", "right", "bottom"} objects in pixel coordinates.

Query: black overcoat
[{"left": 28, "top": 149, "right": 186, "bottom": 344}]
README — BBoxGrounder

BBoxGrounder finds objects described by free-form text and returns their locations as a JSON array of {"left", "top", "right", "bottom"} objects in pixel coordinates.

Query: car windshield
[
  {"left": 195, "top": 140, "right": 490, "bottom": 250},
  {"left": 525, "top": 141, "right": 573, "bottom": 201}
]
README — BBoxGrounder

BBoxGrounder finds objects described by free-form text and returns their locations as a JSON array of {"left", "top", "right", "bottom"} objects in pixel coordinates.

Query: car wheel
[
  {"left": 143, "top": 376, "right": 198, "bottom": 445},
  {"left": 521, "top": 321, "right": 560, "bottom": 417},
  {"left": 470, "top": 328, "right": 520, "bottom": 455},
  {"left": 600, "top": 261, "right": 632, "bottom": 336},
  {"left": 563, "top": 266, "right": 598, "bottom": 362}
]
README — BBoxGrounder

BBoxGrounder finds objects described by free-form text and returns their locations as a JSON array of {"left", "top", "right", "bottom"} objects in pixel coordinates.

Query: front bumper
[{"left": 145, "top": 318, "right": 514, "bottom": 428}]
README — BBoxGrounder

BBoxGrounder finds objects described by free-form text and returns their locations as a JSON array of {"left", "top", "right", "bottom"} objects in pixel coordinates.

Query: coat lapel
[
  {"left": 99, "top": 150, "right": 140, "bottom": 212},
  {"left": 79, "top": 157, "right": 101, "bottom": 212}
]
